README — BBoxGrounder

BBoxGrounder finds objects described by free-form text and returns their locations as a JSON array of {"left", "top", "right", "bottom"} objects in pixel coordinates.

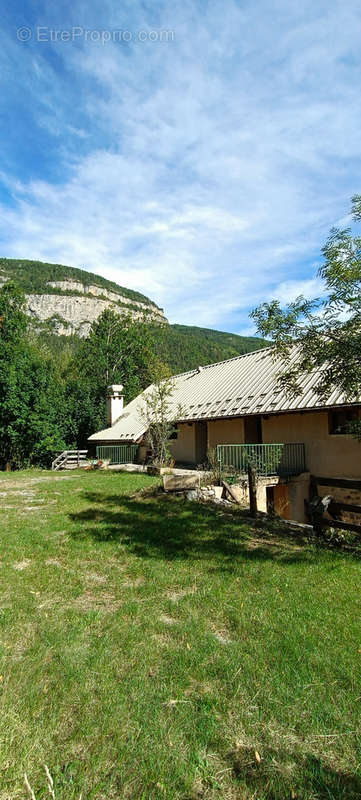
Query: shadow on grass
[
  {"left": 228, "top": 745, "right": 361, "bottom": 799},
  {"left": 69, "top": 490, "right": 326, "bottom": 567}
]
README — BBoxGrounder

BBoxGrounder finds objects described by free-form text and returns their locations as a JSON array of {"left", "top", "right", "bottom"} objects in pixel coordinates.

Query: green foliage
[
  {"left": 0, "top": 257, "right": 161, "bottom": 308},
  {"left": 67, "top": 309, "right": 162, "bottom": 446},
  {"left": 38, "top": 322, "right": 269, "bottom": 377},
  {"left": 251, "top": 195, "right": 361, "bottom": 402},
  {"left": 0, "top": 285, "right": 68, "bottom": 468},
  {"left": 154, "top": 323, "right": 268, "bottom": 373},
  {"left": 0, "top": 281, "right": 28, "bottom": 343},
  {"left": 139, "top": 375, "right": 175, "bottom": 466},
  {"left": 0, "top": 288, "right": 162, "bottom": 467}
]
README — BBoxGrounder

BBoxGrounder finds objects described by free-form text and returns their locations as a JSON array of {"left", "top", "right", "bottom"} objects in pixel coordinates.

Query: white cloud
[
  {"left": 271, "top": 277, "right": 325, "bottom": 306},
  {"left": 1, "top": 0, "right": 361, "bottom": 332}
]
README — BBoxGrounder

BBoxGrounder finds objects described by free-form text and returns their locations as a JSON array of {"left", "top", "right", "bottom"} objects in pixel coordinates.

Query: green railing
[
  {"left": 96, "top": 444, "right": 138, "bottom": 464},
  {"left": 217, "top": 443, "right": 306, "bottom": 478}
]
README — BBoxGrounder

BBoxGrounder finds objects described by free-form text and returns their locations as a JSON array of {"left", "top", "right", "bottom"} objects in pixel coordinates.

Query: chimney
[{"left": 107, "top": 385, "right": 124, "bottom": 426}]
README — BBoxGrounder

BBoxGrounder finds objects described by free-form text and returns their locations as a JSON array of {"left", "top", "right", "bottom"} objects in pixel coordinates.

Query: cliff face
[
  {"left": 26, "top": 281, "right": 167, "bottom": 336},
  {"left": 0, "top": 260, "right": 167, "bottom": 336}
]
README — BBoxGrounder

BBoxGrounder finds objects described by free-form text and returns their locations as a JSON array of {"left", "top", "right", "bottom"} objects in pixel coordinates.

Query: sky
[{"left": 1, "top": 0, "right": 361, "bottom": 334}]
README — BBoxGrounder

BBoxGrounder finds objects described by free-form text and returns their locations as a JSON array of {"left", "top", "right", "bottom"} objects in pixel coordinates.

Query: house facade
[
  {"left": 170, "top": 409, "right": 361, "bottom": 479},
  {"left": 89, "top": 347, "right": 361, "bottom": 523}
]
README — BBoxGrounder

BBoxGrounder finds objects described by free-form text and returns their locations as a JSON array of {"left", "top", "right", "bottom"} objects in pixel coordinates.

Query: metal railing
[
  {"left": 217, "top": 443, "right": 306, "bottom": 478},
  {"left": 96, "top": 444, "right": 138, "bottom": 464}
]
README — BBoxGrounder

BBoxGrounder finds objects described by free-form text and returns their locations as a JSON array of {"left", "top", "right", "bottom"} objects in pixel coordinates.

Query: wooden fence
[{"left": 310, "top": 475, "right": 361, "bottom": 533}]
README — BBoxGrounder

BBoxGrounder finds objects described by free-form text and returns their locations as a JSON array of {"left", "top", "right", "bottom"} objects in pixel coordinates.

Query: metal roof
[{"left": 89, "top": 345, "right": 359, "bottom": 442}]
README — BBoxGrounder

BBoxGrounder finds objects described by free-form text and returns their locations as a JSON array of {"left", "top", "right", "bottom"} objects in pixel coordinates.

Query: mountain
[
  {"left": 0, "top": 258, "right": 167, "bottom": 336},
  {"left": 0, "top": 258, "right": 268, "bottom": 371}
]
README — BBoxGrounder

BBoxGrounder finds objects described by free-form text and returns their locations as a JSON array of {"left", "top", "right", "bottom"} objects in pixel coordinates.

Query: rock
[
  {"left": 163, "top": 473, "right": 201, "bottom": 492},
  {"left": 25, "top": 287, "right": 166, "bottom": 337},
  {"left": 213, "top": 486, "right": 223, "bottom": 499},
  {"left": 225, "top": 484, "right": 246, "bottom": 504},
  {"left": 185, "top": 490, "right": 199, "bottom": 501},
  {"left": 147, "top": 465, "right": 172, "bottom": 476}
]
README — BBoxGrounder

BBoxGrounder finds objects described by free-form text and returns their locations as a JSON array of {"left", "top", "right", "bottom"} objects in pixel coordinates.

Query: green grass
[{"left": 0, "top": 470, "right": 360, "bottom": 799}]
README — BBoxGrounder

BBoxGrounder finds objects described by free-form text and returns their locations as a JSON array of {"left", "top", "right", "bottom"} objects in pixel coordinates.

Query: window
[
  {"left": 169, "top": 425, "right": 178, "bottom": 440},
  {"left": 328, "top": 408, "right": 359, "bottom": 435}
]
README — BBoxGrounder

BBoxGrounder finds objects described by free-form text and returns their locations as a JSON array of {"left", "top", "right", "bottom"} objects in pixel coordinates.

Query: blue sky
[{"left": 1, "top": 0, "right": 361, "bottom": 333}]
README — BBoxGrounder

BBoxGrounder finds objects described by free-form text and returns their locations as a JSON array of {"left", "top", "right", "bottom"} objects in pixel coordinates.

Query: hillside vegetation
[
  {"left": 40, "top": 324, "right": 268, "bottom": 375},
  {"left": 156, "top": 323, "right": 268, "bottom": 373},
  {"left": 1, "top": 257, "right": 267, "bottom": 372}
]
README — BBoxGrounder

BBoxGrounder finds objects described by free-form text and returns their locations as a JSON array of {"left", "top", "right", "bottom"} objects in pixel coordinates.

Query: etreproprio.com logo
[{"left": 16, "top": 26, "right": 175, "bottom": 44}]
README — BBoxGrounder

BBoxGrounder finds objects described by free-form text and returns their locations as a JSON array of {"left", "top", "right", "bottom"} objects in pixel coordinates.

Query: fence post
[
  {"left": 217, "top": 446, "right": 222, "bottom": 485},
  {"left": 248, "top": 462, "right": 258, "bottom": 516}
]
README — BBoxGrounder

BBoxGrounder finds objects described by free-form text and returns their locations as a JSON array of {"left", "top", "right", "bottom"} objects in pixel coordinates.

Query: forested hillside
[
  {"left": 0, "top": 258, "right": 159, "bottom": 306},
  {"left": 156, "top": 324, "right": 268, "bottom": 373},
  {"left": 39, "top": 324, "right": 268, "bottom": 375}
]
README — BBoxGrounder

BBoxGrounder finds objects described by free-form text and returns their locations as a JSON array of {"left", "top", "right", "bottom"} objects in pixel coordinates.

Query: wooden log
[
  {"left": 222, "top": 480, "right": 240, "bottom": 504},
  {"left": 248, "top": 463, "right": 258, "bottom": 516}
]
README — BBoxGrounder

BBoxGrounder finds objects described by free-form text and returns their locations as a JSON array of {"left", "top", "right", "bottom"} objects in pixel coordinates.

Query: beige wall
[
  {"left": 262, "top": 410, "right": 361, "bottom": 479},
  {"left": 170, "top": 418, "right": 245, "bottom": 464},
  {"left": 207, "top": 418, "right": 245, "bottom": 450},
  {"left": 169, "top": 410, "right": 361, "bottom": 481},
  {"left": 169, "top": 423, "right": 196, "bottom": 463}
]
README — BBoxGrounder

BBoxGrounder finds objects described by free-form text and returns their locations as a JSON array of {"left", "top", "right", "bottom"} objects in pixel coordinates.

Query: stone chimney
[{"left": 107, "top": 385, "right": 124, "bottom": 426}]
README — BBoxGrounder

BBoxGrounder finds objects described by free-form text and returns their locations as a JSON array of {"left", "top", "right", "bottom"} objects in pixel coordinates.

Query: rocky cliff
[{"left": 0, "top": 259, "right": 167, "bottom": 336}]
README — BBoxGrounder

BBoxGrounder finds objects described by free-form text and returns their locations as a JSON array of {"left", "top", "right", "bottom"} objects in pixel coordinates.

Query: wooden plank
[
  {"left": 312, "top": 476, "right": 361, "bottom": 490},
  {"left": 222, "top": 480, "right": 240, "bottom": 504},
  {"left": 329, "top": 501, "right": 361, "bottom": 515}
]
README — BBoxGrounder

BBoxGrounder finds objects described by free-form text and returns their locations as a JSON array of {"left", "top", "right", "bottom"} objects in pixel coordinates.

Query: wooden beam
[
  {"left": 329, "top": 501, "right": 361, "bottom": 516},
  {"left": 312, "top": 476, "right": 361, "bottom": 490},
  {"left": 222, "top": 480, "right": 240, "bottom": 504}
]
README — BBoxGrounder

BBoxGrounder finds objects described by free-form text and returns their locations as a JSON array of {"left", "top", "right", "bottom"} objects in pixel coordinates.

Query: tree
[
  {"left": 251, "top": 195, "right": 361, "bottom": 407},
  {"left": 139, "top": 373, "right": 176, "bottom": 466},
  {"left": 0, "top": 281, "right": 28, "bottom": 343},
  {"left": 68, "top": 310, "right": 164, "bottom": 445},
  {"left": 0, "top": 283, "right": 68, "bottom": 468}
]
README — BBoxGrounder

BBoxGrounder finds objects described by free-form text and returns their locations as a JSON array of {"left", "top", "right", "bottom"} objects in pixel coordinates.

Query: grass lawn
[{"left": 0, "top": 470, "right": 360, "bottom": 799}]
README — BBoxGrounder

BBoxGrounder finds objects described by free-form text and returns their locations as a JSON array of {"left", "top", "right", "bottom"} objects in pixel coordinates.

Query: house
[{"left": 88, "top": 346, "right": 361, "bottom": 523}]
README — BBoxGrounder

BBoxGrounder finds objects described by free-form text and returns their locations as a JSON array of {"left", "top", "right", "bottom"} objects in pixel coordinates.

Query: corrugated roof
[{"left": 89, "top": 345, "right": 359, "bottom": 442}]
